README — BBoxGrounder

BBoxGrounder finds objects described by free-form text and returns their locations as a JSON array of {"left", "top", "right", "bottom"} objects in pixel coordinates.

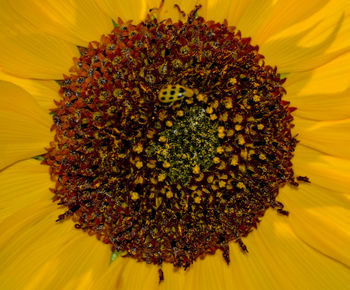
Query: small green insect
[
  {"left": 158, "top": 84, "right": 194, "bottom": 103},
  {"left": 110, "top": 250, "right": 125, "bottom": 263}
]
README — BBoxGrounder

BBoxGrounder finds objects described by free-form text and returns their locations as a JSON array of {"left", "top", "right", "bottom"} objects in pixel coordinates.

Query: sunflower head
[{"left": 43, "top": 5, "right": 301, "bottom": 276}]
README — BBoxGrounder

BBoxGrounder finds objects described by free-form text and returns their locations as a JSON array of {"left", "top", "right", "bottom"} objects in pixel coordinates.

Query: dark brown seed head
[{"left": 45, "top": 6, "right": 302, "bottom": 275}]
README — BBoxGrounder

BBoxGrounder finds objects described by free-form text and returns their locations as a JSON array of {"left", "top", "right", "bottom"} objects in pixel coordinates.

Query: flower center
[
  {"left": 44, "top": 5, "right": 308, "bottom": 281},
  {"left": 147, "top": 105, "right": 219, "bottom": 185}
]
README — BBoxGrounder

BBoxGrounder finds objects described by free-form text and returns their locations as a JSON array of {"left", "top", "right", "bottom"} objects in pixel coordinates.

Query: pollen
[
  {"left": 216, "top": 146, "right": 224, "bottom": 154},
  {"left": 158, "top": 173, "right": 166, "bottom": 182},
  {"left": 194, "top": 196, "right": 202, "bottom": 204},
  {"left": 135, "top": 161, "right": 143, "bottom": 169},
  {"left": 133, "top": 143, "right": 144, "bottom": 153},
  {"left": 257, "top": 124, "right": 264, "bottom": 130},
  {"left": 193, "top": 165, "right": 201, "bottom": 174},
  {"left": 213, "top": 157, "right": 221, "bottom": 164},
  {"left": 130, "top": 191, "right": 140, "bottom": 200},
  {"left": 166, "top": 191, "right": 174, "bottom": 198},
  {"left": 253, "top": 95, "right": 261, "bottom": 102},
  {"left": 237, "top": 135, "right": 245, "bottom": 145},
  {"left": 236, "top": 182, "right": 246, "bottom": 189},
  {"left": 159, "top": 136, "right": 167, "bottom": 142},
  {"left": 165, "top": 120, "right": 173, "bottom": 127},
  {"left": 163, "top": 161, "right": 171, "bottom": 168},
  {"left": 45, "top": 4, "right": 303, "bottom": 282},
  {"left": 177, "top": 110, "right": 184, "bottom": 117}
]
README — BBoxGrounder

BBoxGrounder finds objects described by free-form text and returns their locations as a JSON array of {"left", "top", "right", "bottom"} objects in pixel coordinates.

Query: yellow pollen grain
[
  {"left": 156, "top": 197, "right": 162, "bottom": 208},
  {"left": 206, "top": 107, "right": 213, "bottom": 114},
  {"left": 224, "top": 97, "right": 233, "bottom": 109},
  {"left": 133, "top": 143, "right": 144, "bottom": 153},
  {"left": 194, "top": 196, "right": 201, "bottom": 204},
  {"left": 233, "top": 114, "right": 243, "bottom": 123},
  {"left": 253, "top": 95, "right": 261, "bottom": 102},
  {"left": 131, "top": 191, "right": 139, "bottom": 200},
  {"left": 213, "top": 157, "right": 220, "bottom": 164},
  {"left": 193, "top": 165, "right": 200, "bottom": 174},
  {"left": 207, "top": 175, "right": 214, "bottom": 183},
  {"left": 219, "top": 112, "right": 228, "bottom": 122},
  {"left": 225, "top": 145, "right": 233, "bottom": 152},
  {"left": 219, "top": 180, "right": 226, "bottom": 188},
  {"left": 158, "top": 110, "right": 167, "bottom": 121},
  {"left": 236, "top": 182, "right": 246, "bottom": 189},
  {"left": 218, "top": 131, "right": 225, "bottom": 139},
  {"left": 259, "top": 153, "right": 267, "bottom": 160},
  {"left": 229, "top": 77, "right": 237, "bottom": 85},
  {"left": 237, "top": 135, "right": 245, "bottom": 145},
  {"left": 218, "top": 126, "right": 225, "bottom": 133},
  {"left": 216, "top": 146, "right": 224, "bottom": 154},
  {"left": 135, "top": 161, "right": 143, "bottom": 169},
  {"left": 163, "top": 161, "right": 171, "bottom": 168},
  {"left": 257, "top": 124, "right": 264, "bottom": 130},
  {"left": 135, "top": 176, "right": 144, "bottom": 184},
  {"left": 166, "top": 191, "right": 173, "bottom": 198},
  {"left": 196, "top": 94, "right": 205, "bottom": 101},
  {"left": 240, "top": 148, "right": 248, "bottom": 159},
  {"left": 231, "top": 155, "right": 239, "bottom": 166},
  {"left": 166, "top": 120, "right": 173, "bottom": 127},
  {"left": 147, "top": 160, "right": 156, "bottom": 169},
  {"left": 218, "top": 161, "right": 226, "bottom": 170},
  {"left": 147, "top": 129, "right": 156, "bottom": 139},
  {"left": 159, "top": 136, "right": 167, "bottom": 142},
  {"left": 210, "top": 114, "right": 217, "bottom": 120},
  {"left": 239, "top": 164, "right": 246, "bottom": 173},
  {"left": 158, "top": 173, "right": 166, "bottom": 182},
  {"left": 219, "top": 174, "right": 228, "bottom": 180},
  {"left": 177, "top": 110, "right": 184, "bottom": 117},
  {"left": 235, "top": 124, "right": 242, "bottom": 131},
  {"left": 226, "top": 129, "right": 234, "bottom": 137}
]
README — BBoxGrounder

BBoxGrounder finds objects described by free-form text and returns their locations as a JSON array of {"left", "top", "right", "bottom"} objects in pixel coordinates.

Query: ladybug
[{"left": 158, "top": 85, "right": 194, "bottom": 103}]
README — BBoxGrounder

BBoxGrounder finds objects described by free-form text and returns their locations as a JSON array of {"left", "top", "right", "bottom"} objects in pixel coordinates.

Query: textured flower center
[{"left": 44, "top": 5, "right": 307, "bottom": 281}]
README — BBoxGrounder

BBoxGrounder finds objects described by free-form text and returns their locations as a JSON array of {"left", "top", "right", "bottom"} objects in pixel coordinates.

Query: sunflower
[{"left": 1, "top": 0, "right": 350, "bottom": 289}]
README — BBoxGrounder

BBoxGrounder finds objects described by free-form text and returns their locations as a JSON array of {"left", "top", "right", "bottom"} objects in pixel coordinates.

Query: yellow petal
[
  {"left": 294, "top": 117, "right": 350, "bottom": 159},
  {"left": 251, "top": 0, "right": 329, "bottom": 44},
  {"left": 207, "top": 0, "right": 250, "bottom": 25},
  {"left": 0, "top": 33, "right": 78, "bottom": 79},
  {"left": 269, "top": 0, "right": 350, "bottom": 52},
  {"left": 280, "top": 185, "right": 350, "bottom": 268},
  {"left": 95, "top": 0, "right": 152, "bottom": 23},
  {"left": 0, "top": 202, "right": 110, "bottom": 290},
  {"left": 0, "top": 1, "right": 37, "bottom": 35},
  {"left": 243, "top": 208, "right": 350, "bottom": 288},
  {"left": 92, "top": 256, "right": 158, "bottom": 290},
  {"left": 286, "top": 87, "right": 350, "bottom": 121},
  {"left": 6, "top": 0, "right": 113, "bottom": 46},
  {"left": 184, "top": 250, "right": 241, "bottom": 290},
  {"left": 293, "top": 145, "right": 350, "bottom": 194},
  {"left": 0, "top": 81, "right": 52, "bottom": 170},
  {"left": 260, "top": 15, "right": 349, "bottom": 73},
  {"left": 234, "top": 0, "right": 273, "bottom": 39},
  {"left": 0, "top": 70, "right": 59, "bottom": 112},
  {"left": 285, "top": 51, "right": 350, "bottom": 98},
  {"left": 0, "top": 159, "right": 52, "bottom": 222}
]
